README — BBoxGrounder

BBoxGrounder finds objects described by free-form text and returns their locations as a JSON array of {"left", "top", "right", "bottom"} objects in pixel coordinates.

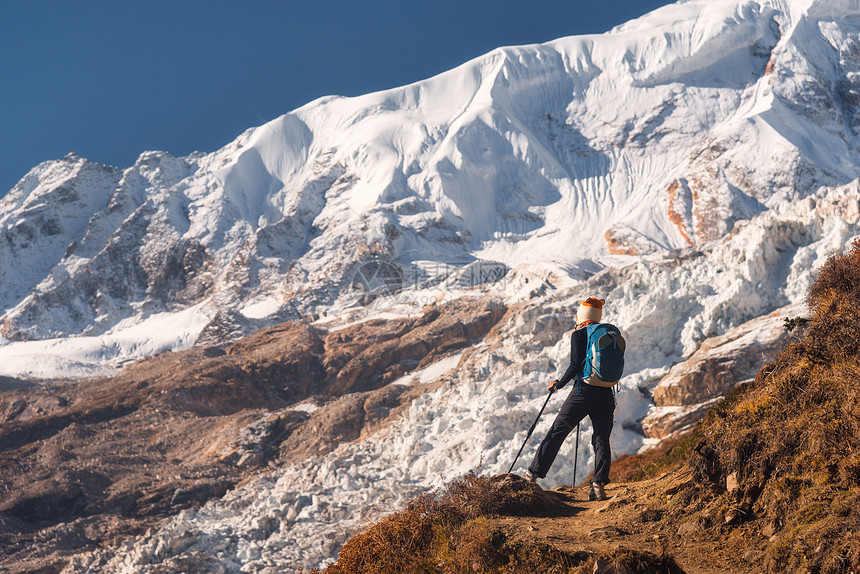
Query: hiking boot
[
  {"left": 524, "top": 470, "right": 538, "bottom": 483},
  {"left": 588, "top": 482, "right": 607, "bottom": 501}
]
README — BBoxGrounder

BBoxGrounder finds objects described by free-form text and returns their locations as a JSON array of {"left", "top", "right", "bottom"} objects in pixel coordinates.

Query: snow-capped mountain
[
  {"left": 4, "top": 0, "right": 860, "bottom": 570},
  {"left": 3, "top": 0, "right": 860, "bottom": 376}
]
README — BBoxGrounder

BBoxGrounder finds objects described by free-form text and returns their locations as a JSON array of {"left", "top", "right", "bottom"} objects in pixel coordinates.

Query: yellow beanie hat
[{"left": 576, "top": 297, "right": 605, "bottom": 326}]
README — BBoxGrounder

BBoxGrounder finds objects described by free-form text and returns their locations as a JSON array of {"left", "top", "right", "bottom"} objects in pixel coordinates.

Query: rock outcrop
[{"left": 643, "top": 304, "right": 798, "bottom": 438}]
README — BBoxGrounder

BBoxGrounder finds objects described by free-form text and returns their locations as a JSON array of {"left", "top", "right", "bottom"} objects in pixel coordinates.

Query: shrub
[{"left": 323, "top": 471, "right": 587, "bottom": 573}]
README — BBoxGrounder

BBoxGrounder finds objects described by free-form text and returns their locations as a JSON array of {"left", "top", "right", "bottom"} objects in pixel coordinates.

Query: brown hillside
[
  {"left": 0, "top": 298, "right": 505, "bottom": 574},
  {"left": 687, "top": 238, "right": 860, "bottom": 571}
]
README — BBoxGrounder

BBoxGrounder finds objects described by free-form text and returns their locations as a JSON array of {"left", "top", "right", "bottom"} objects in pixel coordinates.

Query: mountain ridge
[{"left": 4, "top": 0, "right": 860, "bottom": 375}]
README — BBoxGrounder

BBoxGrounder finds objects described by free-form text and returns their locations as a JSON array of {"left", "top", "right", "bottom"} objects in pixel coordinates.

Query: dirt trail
[{"left": 497, "top": 469, "right": 763, "bottom": 574}]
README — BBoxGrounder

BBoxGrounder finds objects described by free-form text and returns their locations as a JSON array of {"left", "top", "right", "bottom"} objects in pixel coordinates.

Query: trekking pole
[
  {"left": 508, "top": 389, "right": 555, "bottom": 473},
  {"left": 572, "top": 423, "right": 581, "bottom": 486}
]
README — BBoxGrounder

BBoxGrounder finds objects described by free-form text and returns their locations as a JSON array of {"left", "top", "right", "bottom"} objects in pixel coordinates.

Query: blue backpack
[{"left": 581, "top": 323, "right": 626, "bottom": 387}]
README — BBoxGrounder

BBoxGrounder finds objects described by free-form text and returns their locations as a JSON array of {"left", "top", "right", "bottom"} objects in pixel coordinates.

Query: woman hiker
[{"left": 525, "top": 297, "right": 616, "bottom": 501}]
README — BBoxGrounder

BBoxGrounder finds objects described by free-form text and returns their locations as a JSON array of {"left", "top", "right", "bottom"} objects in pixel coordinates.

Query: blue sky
[{"left": 0, "top": 0, "right": 674, "bottom": 195}]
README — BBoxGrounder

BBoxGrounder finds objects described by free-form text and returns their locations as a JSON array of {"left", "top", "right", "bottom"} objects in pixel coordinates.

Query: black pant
[{"left": 527, "top": 383, "right": 615, "bottom": 483}]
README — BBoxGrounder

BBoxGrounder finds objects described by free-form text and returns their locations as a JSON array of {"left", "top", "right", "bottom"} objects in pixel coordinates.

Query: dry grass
[
  {"left": 316, "top": 469, "right": 687, "bottom": 573},
  {"left": 317, "top": 471, "right": 588, "bottom": 574},
  {"left": 611, "top": 431, "right": 695, "bottom": 483},
  {"left": 685, "top": 239, "right": 860, "bottom": 572}
]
